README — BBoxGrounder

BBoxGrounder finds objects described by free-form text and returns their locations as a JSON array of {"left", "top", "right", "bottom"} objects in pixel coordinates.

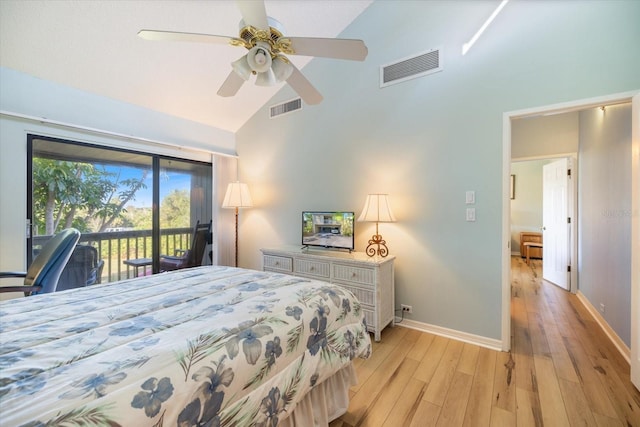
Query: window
[{"left": 28, "top": 135, "right": 212, "bottom": 286}]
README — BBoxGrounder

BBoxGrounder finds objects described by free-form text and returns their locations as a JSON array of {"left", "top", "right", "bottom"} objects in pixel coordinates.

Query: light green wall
[{"left": 236, "top": 0, "right": 640, "bottom": 341}]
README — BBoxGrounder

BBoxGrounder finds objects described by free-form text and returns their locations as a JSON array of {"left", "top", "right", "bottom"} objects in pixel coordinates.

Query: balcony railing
[{"left": 33, "top": 227, "right": 193, "bottom": 283}]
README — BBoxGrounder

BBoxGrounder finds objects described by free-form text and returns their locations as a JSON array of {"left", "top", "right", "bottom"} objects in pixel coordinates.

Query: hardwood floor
[{"left": 330, "top": 256, "right": 640, "bottom": 426}]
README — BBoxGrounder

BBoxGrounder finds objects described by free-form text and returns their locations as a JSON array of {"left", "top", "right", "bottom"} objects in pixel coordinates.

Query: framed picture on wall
[{"left": 510, "top": 174, "right": 515, "bottom": 199}]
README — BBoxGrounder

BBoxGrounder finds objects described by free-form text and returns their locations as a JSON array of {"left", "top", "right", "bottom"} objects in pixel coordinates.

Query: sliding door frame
[{"left": 27, "top": 134, "right": 212, "bottom": 276}]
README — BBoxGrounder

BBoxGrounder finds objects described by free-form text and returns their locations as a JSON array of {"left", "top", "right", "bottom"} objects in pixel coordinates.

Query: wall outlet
[
  {"left": 401, "top": 304, "right": 413, "bottom": 314},
  {"left": 599, "top": 303, "right": 605, "bottom": 313}
]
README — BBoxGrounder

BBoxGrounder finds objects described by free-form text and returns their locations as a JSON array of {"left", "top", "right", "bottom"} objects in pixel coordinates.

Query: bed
[{"left": 0, "top": 266, "right": 371, "bottom": 426}]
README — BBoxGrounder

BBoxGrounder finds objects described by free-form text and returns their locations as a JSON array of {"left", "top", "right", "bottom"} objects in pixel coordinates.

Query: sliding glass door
[
  {"left": 157, "top": 158, "right": 212, "bottom": 272},
  {"left": 28, "top": 135, "right": 212, "bottom": 287}
]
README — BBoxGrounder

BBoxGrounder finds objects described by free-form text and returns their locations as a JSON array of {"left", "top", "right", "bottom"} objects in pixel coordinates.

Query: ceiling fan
[{"left": 138, "top": 0, "right": 368, "bottom": 105}]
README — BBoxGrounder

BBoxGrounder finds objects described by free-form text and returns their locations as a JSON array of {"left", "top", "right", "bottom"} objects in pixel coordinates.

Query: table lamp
[{"left": 358, "top": 194, "right": 396, "bottom": 258}]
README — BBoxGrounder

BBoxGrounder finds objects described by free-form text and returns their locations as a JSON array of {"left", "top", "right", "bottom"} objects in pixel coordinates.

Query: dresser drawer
[
  {"left": 263, "top": 255, "right": 293, "bottom": 273},
  {"left": 339, "top": 283, "right": 375, "bottom": 306},
  {"left": 333, "top": 264, "right": 375, "bottom": 287},
  {"left": 294, "top": 259, "right": 330, "bottom": 279},
  {"left": 261, "top": 247, "right": 394, "bottom": 342}
]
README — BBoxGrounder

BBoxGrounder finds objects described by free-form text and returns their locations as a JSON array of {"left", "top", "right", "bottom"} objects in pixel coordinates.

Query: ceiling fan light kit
[
  {"left": 246, "top": 41, "right": 273, "bottom": 73},
  {"left": 231, "top": 56, "right": 252, "bottom": 81},
  {"left": 272, "top": 56, "right": 294, "bottom": 82},
  {"left": 138, "top": 0, "right": 368, "bottom": 105},
  {"left": 255, "top": 68, "right": 277, "bottom": 87}
]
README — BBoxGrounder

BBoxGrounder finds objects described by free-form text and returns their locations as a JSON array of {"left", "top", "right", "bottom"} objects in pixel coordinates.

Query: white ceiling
[{"left": 0, "top": 0, "right": 373, "bottom": 133}]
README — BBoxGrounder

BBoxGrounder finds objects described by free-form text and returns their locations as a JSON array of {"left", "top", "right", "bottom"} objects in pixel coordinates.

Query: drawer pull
[
  {"left": 352, "top": 272, "right": 357, "bottom": 278},
  {"left": 275, "top": 261, "right": 280, "bottom": 266},
  {"left": 310, "top": 266, "right": 315, "bottom": 271}
]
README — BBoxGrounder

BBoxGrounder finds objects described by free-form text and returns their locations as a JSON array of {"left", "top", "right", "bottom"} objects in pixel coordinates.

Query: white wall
[
  {"left": 236, "top": 1, "right": 640, "bottom": 343},
  {"left": 578, "top": 104, "right": 632, "bottom": 346},
  {"left": 512, "top": 113, "right": 579, "bottom": 158},
  {"left": 510, "top": 159, "right": 550, "bottom": 254}
]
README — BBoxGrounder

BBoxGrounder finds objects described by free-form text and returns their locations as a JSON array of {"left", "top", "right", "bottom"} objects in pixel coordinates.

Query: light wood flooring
[{"left": 330, "top": 256, "right": 640, "bottom": 426}]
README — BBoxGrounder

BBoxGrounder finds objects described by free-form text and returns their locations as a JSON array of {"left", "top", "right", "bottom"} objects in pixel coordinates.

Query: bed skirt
[{"left": 281, "top": 364, "right": 357, "bottom": 427}]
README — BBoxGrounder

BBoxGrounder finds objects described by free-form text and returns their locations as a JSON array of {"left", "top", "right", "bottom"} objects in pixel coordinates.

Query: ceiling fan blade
[
  {"left": 288, "top": 37, "right": 368, "bottom": 61},
  {"left": 138, "top": 29, "right": 235, "bottom": 45},
  {"left": 217, "top": 70, "right": 246, "bottom": 97},
  {"left": 236, "top": 0, "right": 269, "bottom": 31},
  {"left": 286, "top": 65, "right": 323, "bottom": 105}
]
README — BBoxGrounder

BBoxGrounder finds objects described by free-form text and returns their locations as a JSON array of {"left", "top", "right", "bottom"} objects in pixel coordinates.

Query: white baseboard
[
  {"left": 394, "top": 317, "right": 503, "bottom": 352},
  {"left": 391, "top": 292, "right": 629, "bottom": 359},
  {"left": 575, "top": 291, "right": 630, "bottom": 363}
]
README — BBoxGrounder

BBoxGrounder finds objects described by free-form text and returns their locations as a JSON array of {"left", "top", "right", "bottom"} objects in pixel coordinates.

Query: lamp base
[{"left": 365, "top": 234, "right": 390, "bottom": 258}]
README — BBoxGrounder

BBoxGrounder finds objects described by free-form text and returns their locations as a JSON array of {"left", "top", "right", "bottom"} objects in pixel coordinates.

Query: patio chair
[
  {"left": 160, "top": 220, "right": 211, "bottom": 272},
  {"left": 0, "top": 228, "right": 81, "bottom": 296},
  {"left": 57, "top": 244, "right": 105, "bottom": 291}
]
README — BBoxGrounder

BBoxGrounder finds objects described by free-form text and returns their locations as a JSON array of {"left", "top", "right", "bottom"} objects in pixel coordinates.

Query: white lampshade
[
  {"left": 358, "top": 194, "right": 396, "bottom": 223},
  {"left": 222, "top": 182, "right": 253, "bottom": 209},
  {"left": 255, "top": 68, "right": 277, "bottom": 87},
  {"left": 231, "top": 55, "right": 252, "bottom": 81},
  {"left": 272, "top": 56, "right": 294, "bottom": 82}
]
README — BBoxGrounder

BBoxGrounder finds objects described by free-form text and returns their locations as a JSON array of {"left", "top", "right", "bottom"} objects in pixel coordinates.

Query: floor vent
[
  {"left": 380, "top": 47, "right": 442, "bottom": 88},
  {"left": 269, "top": 98, "right": 302, "bottom": 118}
]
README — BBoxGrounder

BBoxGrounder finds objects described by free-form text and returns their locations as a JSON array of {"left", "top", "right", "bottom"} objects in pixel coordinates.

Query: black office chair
[
  {"left": 0, "top": 228, "right": 81, "bottom": 296},
  {"left": 57, "top": 244, "right": 105, "bottom": 291}
]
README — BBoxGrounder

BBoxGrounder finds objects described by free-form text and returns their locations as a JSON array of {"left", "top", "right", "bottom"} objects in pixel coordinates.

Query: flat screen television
[{"left": 302, "top": 211, "right": 355, "bottom": 251}]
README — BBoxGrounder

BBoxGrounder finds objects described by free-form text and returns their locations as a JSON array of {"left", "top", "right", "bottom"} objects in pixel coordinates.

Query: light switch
[
  {"left": 466, "top": 208, "right": 476, "bottom": 222},
  {"left": 466, "top": 191, "right": 475, "bottom": 204}
]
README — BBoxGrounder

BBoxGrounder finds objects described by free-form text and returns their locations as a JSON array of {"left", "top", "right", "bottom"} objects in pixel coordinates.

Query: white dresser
[{"left": 261, "top": 246, "right": 395, "bottom": 341}]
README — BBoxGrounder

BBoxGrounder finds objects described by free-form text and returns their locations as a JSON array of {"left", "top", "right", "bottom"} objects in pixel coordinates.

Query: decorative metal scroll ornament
[
  {"left": 233, "top": 25, "right": 295, "bottom": 57},
  {"left": 365, "top": 233, "right": 389, "bottom": 258}
]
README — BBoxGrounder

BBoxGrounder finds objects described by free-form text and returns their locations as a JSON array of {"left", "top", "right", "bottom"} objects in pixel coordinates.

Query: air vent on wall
[
  {"left": 269, "top": 98, "right": 302, "bottom": 118},
  {"left": 380, "top": 47, "right": 442, "bottom": 88}
]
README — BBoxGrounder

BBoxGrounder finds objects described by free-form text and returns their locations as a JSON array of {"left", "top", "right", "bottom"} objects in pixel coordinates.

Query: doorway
[
  {"left": 501, "top": 91, "right": 640, "bottom": 390},
  {"left": 510, "top": 156, "right": 577, "bottom": 292}
]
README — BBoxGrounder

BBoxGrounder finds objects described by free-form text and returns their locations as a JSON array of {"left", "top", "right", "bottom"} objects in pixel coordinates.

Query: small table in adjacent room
[
  {"left": 523, "top": 242, "right": 543, "bottom": 265},
  {"left": 123, "top": 258, "right": 152, "bottom": 277},
  {"left": 520, "top": 231, "right": 543, "bottom": 265}
]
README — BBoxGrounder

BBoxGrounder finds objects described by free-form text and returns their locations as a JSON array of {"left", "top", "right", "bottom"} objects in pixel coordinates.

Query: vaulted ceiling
[{"left": 0, "top": 0, "right": 372, "bottom": 133}]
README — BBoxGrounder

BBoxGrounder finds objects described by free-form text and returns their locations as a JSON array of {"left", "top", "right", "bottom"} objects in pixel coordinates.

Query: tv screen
[{"left": 302, "top": 211, "right": 355, "bottom": 251}]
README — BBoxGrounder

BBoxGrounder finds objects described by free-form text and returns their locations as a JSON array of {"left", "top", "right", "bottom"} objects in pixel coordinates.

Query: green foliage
[
  {"left": 160, "top": 189, "right": 190, "bottom": 228},
  {"left": 32, "top": 158, "right": 148, "bottom": 235},
  {"left": 331, "top": 213, "right": 354, "bottom": 237},
  {"left": 124, "top": 206, "right": 153, "bottom": 230}
]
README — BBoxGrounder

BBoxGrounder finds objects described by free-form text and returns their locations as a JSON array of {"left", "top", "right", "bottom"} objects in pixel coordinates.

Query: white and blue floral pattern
[{"left": 0, "top": 266, "right": 371, "bottom": 426}]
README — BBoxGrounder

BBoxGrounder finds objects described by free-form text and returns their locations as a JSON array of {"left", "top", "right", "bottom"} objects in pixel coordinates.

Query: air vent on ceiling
[
  {"left": 269, "top": 98, "right": 302, "bottom": 119},
  {"left": 380, "top": 47, "right": 442, "bottom": 88}
]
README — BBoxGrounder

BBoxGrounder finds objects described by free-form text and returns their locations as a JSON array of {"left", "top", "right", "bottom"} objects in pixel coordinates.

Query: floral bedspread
[{"left": 0, "top": 266, "right": 371, "bottom": 426}]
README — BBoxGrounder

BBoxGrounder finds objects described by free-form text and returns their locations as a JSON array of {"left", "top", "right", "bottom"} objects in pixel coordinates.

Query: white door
[
  {"left": 542, "top": 158, "right": 570, "bottom": 290},
  {"left": 631, "top": 92, "right": 639, "bottom": 391}
]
